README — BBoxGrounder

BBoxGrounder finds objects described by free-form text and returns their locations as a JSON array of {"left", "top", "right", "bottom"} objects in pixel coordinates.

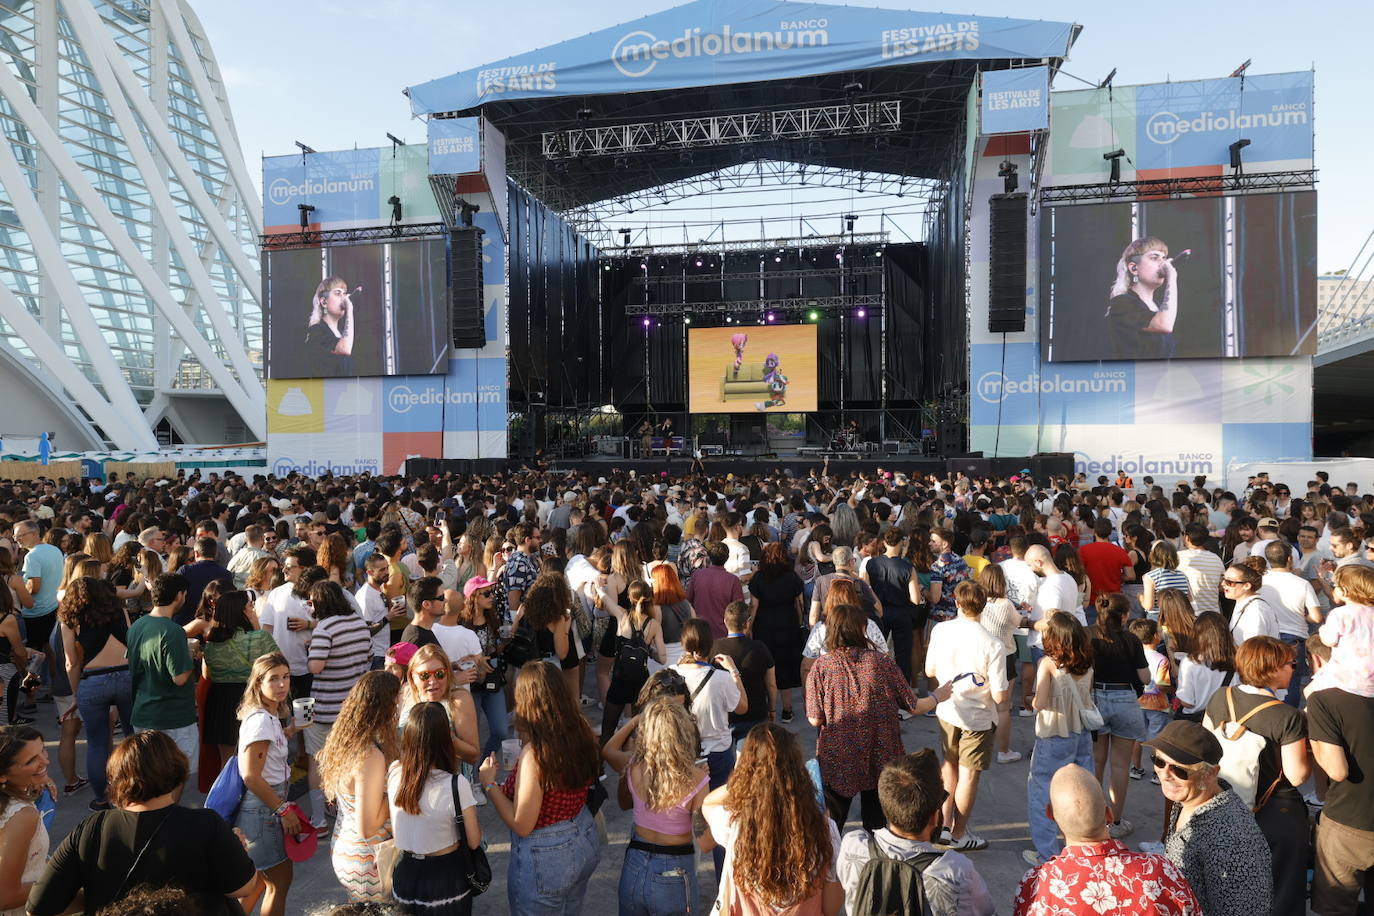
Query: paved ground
[{"left": 27, "top": 681, "right": 1183, "bottom": 915}]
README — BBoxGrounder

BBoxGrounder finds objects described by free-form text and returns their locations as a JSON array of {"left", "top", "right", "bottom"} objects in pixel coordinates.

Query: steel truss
[
  {"left": 1038, "top": 169, "right": 1316, "bottom": 204},
  {"left": 543, "top": 101, "right": 902, "bottom": 160},
  {"left": 260, "top": 222, "right": 449, "bottom": 250},
  {"left": 624, "top": 294, "right": 882, "bottom": 317},
  {"left": 630, "top": 266, "right": 883, "bottom": 284},
  {"left": 601, "top": 231, "right": 889, "bottom": 257}
]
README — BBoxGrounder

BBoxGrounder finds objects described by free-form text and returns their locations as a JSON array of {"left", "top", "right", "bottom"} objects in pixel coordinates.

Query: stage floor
[{"left": 547, "top": 454, "right": 948, "bottom": 478}]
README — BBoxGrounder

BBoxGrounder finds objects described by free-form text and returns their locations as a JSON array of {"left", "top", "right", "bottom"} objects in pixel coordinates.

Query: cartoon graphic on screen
[
  {"left": 730, "top": 333, "right": 748, "bottom": 378},
  {"left": 754, "top": 353, "right": 788, "bottom": 411}
]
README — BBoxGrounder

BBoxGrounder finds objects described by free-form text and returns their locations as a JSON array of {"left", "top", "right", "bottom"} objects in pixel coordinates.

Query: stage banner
[
  {"left": 429, "top": 117, "right": 481, "bottom": 174},
  {"left": 266, "top": 378, "right": 384, "bottom": 477},
  {"left": 981, "top": 66, "right": 1048, "bottom": 135},
  {"left": 263, "top": 144, "right": 440, "bottom": 231},
  {"left": 406, "top": 0, "right": 1074, "bottom": 114}
]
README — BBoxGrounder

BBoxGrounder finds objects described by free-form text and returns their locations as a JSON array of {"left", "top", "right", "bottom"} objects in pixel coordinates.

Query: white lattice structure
[{"left": 0, "top": 0, "right": 263, "bottom": 450}]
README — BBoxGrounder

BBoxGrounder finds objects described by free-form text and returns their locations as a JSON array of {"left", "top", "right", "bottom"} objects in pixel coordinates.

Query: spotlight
[
  {"left": 602, "top": 263, "right": 611, "bottom": 272},
  {"left": 694, "top": 256, "right": 703, "bottom": 268},
  {"left": 294, "top": 140, "right": 316, "bottom": 155},
  {"left": 297, "top": 203, "right": 315, "bottom": 229},
  {"left": 684, "top": 316, "right": 692, "bottom": 324},
  {"left": 998, "top": 160, "right": 1019, "bottom": 194},
  {"left": 808, "top": 310, "right": 819, "bottom": 321},
  {"left": 856, "top": 307, "right": 867, "bottom": 319},
  {"left": 844, "top": 214, "right": 857, "bottom": 233},
  {"left": 1103, "top": 149, "right": 1125, "bottom": 185},
  {"left": 843, "top": 80, "right": 863, "bottom": 96},
  {"left": 642, "top": 317, "right": 651, "bottom": 328},
  {"left": 576, "top": 107, "right": 594, "bottom": 121},
  {"left": 766, "top": 312, "right": 775, "bottom": 322},
  {"left": 725, "top": 316, "right": 732, "bottom": 324},
  {"left": 388, "top": 195, "right": 402, "bottom": 223},
  {"left": 456, "top": 200, "right": 480, "bottom": 227},
  {"left": 620, "top": 228, "right": 632, "bottom": 247},
  {"left": 1229, "top": 138, "right": 1251, "bottom": 173},
  {"left": 774, "top": 255, "right": 782, "bottom": 263}
]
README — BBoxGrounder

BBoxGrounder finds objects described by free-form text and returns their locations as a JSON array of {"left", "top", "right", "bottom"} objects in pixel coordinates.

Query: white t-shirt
[
  {"left": 1177, "top": 549, "right": 1225, "bottom": 617},
  {"left": 355, "top": 583, "right": 391, "bottom": 660},
  {"left": 262, "top": 582, "right": 312, "bottom": 675},
  {"left": 432, "top": 623, "right": 484, "bottom": 692},
  {"left": 1261, "top": 570, "right": 1319, "bottom": 638},
  {"left": 803, "top": 619, "right": 888, "bottom": 659},
  {"left": 238, "top": 709, "right": 289, "bottom": 785},
  {"left": 1229, "top": 594, "right": 1281, "bottom": 644},
  {"left": 386, "top": 764, "right": 475, "bottom": 855},
  {"left": 999, "top": 557, "right": 1040, "bottom": 609},
  {"left": 1029, "top": 571, "right": 1082, "bottom": 649},
  {"left": 926, "top": 616, "right": 1008, "bottom": 732},
  {"left": 703, "top": 799, "right": 840, "bottom": 902},
  {"left": 677, "top": 663, "right": 741, "bottom": 755}
]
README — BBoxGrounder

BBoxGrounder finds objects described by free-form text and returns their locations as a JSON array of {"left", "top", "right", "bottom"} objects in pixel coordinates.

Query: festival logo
[
  {"left": 611, "top": 23, "right": 829, "bottom": 78},
  {"left": 1144, "top": 106, "right": 1308, "bottom": 146}
]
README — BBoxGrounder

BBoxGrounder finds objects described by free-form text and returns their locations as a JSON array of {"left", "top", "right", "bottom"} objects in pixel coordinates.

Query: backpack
[
  {"left": 614, "top": 619, "right": 651, "bottom": 683},
  {"left": 205, "top": 754, "right": 246, "bottom": 826},
  {"left": 1203, "top": 687, "right": 1285, "bottom": 810},
  {"left": 850, "top": 834, "right": 938, "bottom": 916}
]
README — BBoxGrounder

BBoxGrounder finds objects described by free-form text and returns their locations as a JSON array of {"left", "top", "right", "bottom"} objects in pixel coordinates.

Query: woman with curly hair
[
  {"left": 104, "top": 542, "right": 148, "bottom": 614},
  {"left": 701, "top": 722, "right": 843, "bottom": 914},
  {"left": 58, "top": 577, "right": 132, "bottom": 810},
  {"left": 477, "top": 661, "right": 603, "bottom": 914},
  {"left": 317, "top": 533, "right": 353, "bottom": 588},
  {"left": 318, "top": 670, "right": 401, "bottom": 902},
  {"left": 602, "top": 699, "right": 709, "bottom": 914},
  {"left": 519, "top": 571, "right": 580, "bottom": 704}
]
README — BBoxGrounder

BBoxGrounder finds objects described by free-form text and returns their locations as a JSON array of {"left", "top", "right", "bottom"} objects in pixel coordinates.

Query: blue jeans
[
  {"left": 618, "top": 835, "right": 697, "bottom": 916},
  {"left": 706, "top": 746, "right": 736, "bottom": 876},
  {"left": 1028, "top": 731, "right": 1093, "bottom": 859},
  {"left": 77, "top": 668, "right": 133, "bottom": 804},
  {"left": 508, "top": 807, "right": 602, "bottom": 914},
  {"left": 1281, "top": 634, "right": 1307, "bottom": 708},
  {"left": 473, "top": 687, "right": 509, "bottom": 761},
  {"left": 1093, "top": 687, "right": 1147, "bottom": 741}
]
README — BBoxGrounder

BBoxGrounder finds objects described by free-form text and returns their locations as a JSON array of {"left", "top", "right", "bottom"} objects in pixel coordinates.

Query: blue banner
[
  {"left": 970, "top": 342, "right": 1135, "bottom": 427},
  {"left": 981, "top": 66, "right": 1048, "bottom": 134},
  {"left": 429, "top": 117, "right": 481, "bottom": 174},
  {"left": 407, "top": 0, "right": 1074, "bottom": 114},
  {"left": 263, "top": 149, "right": 381, "bottom": 228},
  {"left": 1135, "top": 72, "right": 1313, "bottom": 172}
]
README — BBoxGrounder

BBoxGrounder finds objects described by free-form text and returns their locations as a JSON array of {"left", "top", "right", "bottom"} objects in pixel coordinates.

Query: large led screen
[
  {"left": 266, "top": 238, "right": 450, "bottom": 379},
  {"left": 1040, "top": 190, "right": 1316, "bottom": 362},
  {"left": 688, "top": 325, "right": 818, "bottom": 414}
]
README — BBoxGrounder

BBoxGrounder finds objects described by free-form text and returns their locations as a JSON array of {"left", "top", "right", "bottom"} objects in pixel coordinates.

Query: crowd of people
[{"left": 0, "top": 462, "right": 1371, "bottom": 914}]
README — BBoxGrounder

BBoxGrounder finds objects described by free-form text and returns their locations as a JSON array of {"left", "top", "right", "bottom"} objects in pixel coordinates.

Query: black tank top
[{"left": 76, "top": 613, "right": 129, "bottom": 665}]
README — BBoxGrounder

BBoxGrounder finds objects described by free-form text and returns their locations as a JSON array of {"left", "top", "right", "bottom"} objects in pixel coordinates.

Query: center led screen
[{"left": 688, "top": 325, "right": 818, "bottom": 414}]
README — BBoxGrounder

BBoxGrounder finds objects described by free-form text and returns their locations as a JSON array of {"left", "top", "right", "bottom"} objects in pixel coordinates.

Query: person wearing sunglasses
[
  {"left": 1222, "top": 563, "right": 1279, "bottom": 645},
  {"left": 1145, "top": 720, "right": 1273, "bottom": 916}
]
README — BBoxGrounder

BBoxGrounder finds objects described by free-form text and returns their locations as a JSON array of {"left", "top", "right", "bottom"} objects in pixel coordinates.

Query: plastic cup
[
  {"left": 292, "top": 697, "right": 315, "bottom": 727},
  {"left": 501, "top": 738, "right": 521, "bottom": 770}
]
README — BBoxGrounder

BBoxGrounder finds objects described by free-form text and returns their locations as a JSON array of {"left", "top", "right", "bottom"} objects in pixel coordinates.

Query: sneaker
[
  {"left": 949, "top": 832, "right": 988, "bottom": 851},
  {"left": 1138, "top": 841, "right": 1167, "bottom": 855},
  {"left": 579, "top": 695, "right": 601, "bottom": 709},
  {"left": 1108, "top": 819, "right": 1135, "bottom": 839},
  {"left": 1017, "top": 708, "right": 1036, "bottom": 718},
  {"left": 1129, "top": 767, "right": 1146, "bottom": 781},
  {"left": 1151, "top": 772, "right": 1160, "bottom": 786},
  {"left": 64, "top": 777, "right": 89, "bottom": 797},
  {"left": 935, "top": 828, "right": 953, "bottom": 846},
  {"left": 897, "top": 708, "right": 913, "bottom": 720},
  {"left": 780, "top": 709, "right": 794, "bottom": 724},
  {"left": 996, "top": 750, "right": 1023, "bottom": 764},
  {"left": 1021, "top": 849, "right": 1042, "bottom": 868}
]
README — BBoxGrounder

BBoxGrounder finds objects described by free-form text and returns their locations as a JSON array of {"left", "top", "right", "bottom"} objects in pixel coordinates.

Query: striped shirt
[
  {"left": 1145, "top": 567, "right": 1192, "bottom": 599},
  {"left": 309, "top": 614, "right": 373, "bottom": 723}
]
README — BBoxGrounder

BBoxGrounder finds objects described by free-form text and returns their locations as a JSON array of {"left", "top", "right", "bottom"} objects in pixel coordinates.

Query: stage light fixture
[
  {"left": 1229, "top": 138, "right": 1251, "bottom": 173},
  {"left": 294, "top": 140, "right": 316, "bottom": 155},
  {"left": 456, "top": 200, "right": 480, "bottom": 227},
  {"left": 1103, "top": 149, "right": 1125, "bottom": 185},
  {"left": 767, "top": 312, "right": 775, "bottom": 322},
  {"left": 620, "top": 229, "right": 632, "bottom": 246},
  {"left": 1229, "top": 59, "right": 1252, "bottom": 79},
  {"left": 642, "top": 317, "right": 651, "bottom": 328},
  {"left": 844, "top": 214, "right": 857, "bottom": 233},
  {"left": 856, "top": 307, "right": 867, "bottom": 318},
  {"left": 576, "top": 107, "right": 594, "bottom": 121},
  {"left": 998, "top": 160, "right": 1019, "bottom": 194},
  {"left": 724, "top": 316, "right": 732, "bottom": 323},
  {"left": 694, "top": 256, "right": 703, "bottom": 268},
  {"left": 296, "top": 203, "right": 315, "bottom": 229},
  {"left": 774, "top": 255, "right": 782, "bottom": 263},
  {"left": 388, "top": 195, "right": 402, "bottom": 223},
  {"left": 684, "top": 316, "right": 691, "bottom": 324},
  {"left": 808, "top": 310, "right": 819, "bottom": 321}
]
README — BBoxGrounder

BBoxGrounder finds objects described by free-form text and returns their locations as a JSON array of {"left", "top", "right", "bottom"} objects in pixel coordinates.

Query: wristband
[
  {"left": 272, "top": 802, "right": 290, "bottom": 816},
  {"left": 482, "top": 782, "right": 501, "bottom": 792}
]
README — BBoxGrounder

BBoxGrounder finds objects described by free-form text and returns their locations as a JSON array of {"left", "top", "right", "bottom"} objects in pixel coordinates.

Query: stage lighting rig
[
  {"left": 620, "top": 229, "right": 632, "bottom": 247},
  {"left": 1103, "top": 149, "right": 1126, "bottom": 185},
  {"left": 1229, "top": 138, "right": 1251, "bottom": 174},
  {"left": 1098, "top": 68, "right": 1117, "bottom": 90},
  {"left": 998, "top": 160, "right": 1018, "bottom": 194},
  {"left": 1229, "top": 59, "right": 1252, "bottom": 79},
  {"left": 455, "top": 200, "right": 480, "bottom": 227},
  {"left": 386, "top": 133, "right": 403, "bottom": 156},
  {"left": 294, "top": 140, "right": 316, "bottom": 154},
  {"left": 388, "top": 195, "right": 402, "bottom": 224},
  {"left": 297, "top": 203, "right": 315, "bottom": 230},
  {"left": 844, "top": 214, "right": 857, "bottom": 233}
]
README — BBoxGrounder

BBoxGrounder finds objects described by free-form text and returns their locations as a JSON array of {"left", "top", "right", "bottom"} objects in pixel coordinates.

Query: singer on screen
[
  {"left": 1105, "top": 236, "right": 1179, "bottom": 360},
  {"left": 304, "top": 276, "right": 356, "bottom": 376}
]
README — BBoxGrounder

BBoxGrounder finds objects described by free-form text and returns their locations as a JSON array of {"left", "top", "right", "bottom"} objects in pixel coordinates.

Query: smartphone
[{"left": 436, "top": 509, "right": 447, "bottom": 522}]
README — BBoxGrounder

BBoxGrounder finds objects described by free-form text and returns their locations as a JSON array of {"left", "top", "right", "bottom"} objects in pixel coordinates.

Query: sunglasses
[
  {"left": 415, "top": 668, "right": 448, "bottom": 683},
  {"left": 1150, "top": 754, "right": 1195, "bottom": 781},
  {"left": 1221, "top": 578, "right": 1247, "bottom": 587}
]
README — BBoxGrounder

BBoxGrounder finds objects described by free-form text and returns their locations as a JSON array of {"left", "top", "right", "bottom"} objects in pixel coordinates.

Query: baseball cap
[
  {"left": 1257, "top": 517, "right": 1279, "bottom": 530},
  {"left": 1143, "top": 720, "right": 1222, "bottom": 766},
  {"left": 386, "top": 642, "right": 420, "bottom": 668},
  {"left": 282, "top": 803, "right": 321, "bottom": 861},
  {"left": 463, "top": 575, "right": 495, "bottom": 597}
]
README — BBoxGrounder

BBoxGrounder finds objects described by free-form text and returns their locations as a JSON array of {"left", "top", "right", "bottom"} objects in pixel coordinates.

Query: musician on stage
[{"left": 638, "top": 420, "right": 654, "bottom": 458}]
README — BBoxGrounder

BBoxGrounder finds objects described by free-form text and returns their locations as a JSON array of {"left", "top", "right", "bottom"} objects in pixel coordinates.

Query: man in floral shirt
[{"left": 1014, "top": 765, "right": 1198, "bottom": 915}]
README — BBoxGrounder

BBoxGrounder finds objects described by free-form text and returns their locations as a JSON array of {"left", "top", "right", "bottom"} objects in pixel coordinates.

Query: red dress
[{"left": 805, "top": 647, "right": 915, "bottom": 797}]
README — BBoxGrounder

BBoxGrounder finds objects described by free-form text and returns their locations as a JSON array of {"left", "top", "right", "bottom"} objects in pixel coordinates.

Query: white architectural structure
[{"left": 0, "top": 0, "right": 263, "bottom": 450}]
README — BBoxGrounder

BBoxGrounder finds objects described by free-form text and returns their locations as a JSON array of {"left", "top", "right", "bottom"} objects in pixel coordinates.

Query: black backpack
[
  {"left": 850, "top": 834, "right": 938, "bottom": 916},
  {"left": 614, "top": 620, "right": 650, "bottom": 682}
]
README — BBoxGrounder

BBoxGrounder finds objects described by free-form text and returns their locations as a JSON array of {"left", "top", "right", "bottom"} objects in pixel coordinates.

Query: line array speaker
[
  {"left": 988, "top": 193, "right": 1028, "bottom": 333},
  {"left": 449, "top": 227, "right": 486, "bottom": 349}
]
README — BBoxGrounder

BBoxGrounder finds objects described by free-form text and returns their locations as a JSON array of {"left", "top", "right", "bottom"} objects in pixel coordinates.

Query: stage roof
[
  {"left": 407, "top": 1, "right": 1077, "bottom": 212},
  {"left": 406, "top": 0, "right": 1075, "bottom": 115}
]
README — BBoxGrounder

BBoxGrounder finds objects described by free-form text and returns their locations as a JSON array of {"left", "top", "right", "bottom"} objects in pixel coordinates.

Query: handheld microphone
[{"left": 1167, "top": 249, "right": 1192, "bottom": 265}]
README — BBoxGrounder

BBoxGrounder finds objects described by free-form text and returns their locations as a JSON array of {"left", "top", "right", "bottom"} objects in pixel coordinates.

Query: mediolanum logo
[
  {"left": 268, "top": 175, "right": 376, "bottom": 206},
  {"left": 389, "top": 385, "right": 501, "bottom": 413},
  {"left": 977, "top": 370, "right": 1129, "bottom": 404},
  {"left": 1145, "top": 106, "right": 1308, "bottom": 146},
  {"left": 611, "top": 23, "right": 828, "bottom": 78}
]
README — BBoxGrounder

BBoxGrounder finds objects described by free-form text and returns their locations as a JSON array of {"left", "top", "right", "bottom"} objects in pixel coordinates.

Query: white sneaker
[
  {"left": 1017, "top": 708, "right": 1036, "bottom": 718},
  {"left": 1108, "top": 819, "right": 1134, "bottom": 839},
  {"left": 1138, "top": 841, "right": 1166, "bottom": 855},
  {"left": 897, "top": 708, "right": 914, "bottom": 720},
  {"left": 996, "top": 750, "right": 1023, "bottom": 764},
  {"left": 1021, "top": 849, "right": 1042, "bottom": 867}
]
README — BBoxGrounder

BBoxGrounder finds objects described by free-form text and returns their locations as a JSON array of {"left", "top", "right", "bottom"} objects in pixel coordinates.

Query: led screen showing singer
[{"left": 1039, "top": 191, "right": 1316, "bottom": 362}]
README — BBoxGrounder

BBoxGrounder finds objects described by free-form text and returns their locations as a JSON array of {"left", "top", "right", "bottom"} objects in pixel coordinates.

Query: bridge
[{"left": 1316, "top": 231, "right": 1374, "bottom": 455}]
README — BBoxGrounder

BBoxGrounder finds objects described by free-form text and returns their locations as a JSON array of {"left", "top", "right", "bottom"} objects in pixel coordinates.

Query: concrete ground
[{"left": 26, "top": 684, "right": 1180, "bottom": 915}]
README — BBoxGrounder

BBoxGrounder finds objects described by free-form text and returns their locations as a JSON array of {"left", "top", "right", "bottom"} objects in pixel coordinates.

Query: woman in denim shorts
[{"left": 1087, "top": 594, "right": 1149, "bottom": 840}]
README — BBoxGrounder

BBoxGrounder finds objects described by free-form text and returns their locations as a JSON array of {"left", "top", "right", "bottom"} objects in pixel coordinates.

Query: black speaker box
[
  {"left": 947, "top": 457, "right": 991, "bottom": 478},
  {"left": 449, "top": 227, "right": 486, "bottom": 349},
  {"left": 988, "top": 194, "right": 1028, "bottom": 333}
]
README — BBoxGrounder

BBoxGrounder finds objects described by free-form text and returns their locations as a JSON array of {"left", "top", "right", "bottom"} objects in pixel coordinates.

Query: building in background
[{"left": 0, "top": 0, "right": 263, "bottom": 451}]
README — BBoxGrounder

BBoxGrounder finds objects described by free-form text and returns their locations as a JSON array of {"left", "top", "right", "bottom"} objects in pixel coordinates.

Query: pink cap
[
  {"left": 386, "top": 642, "right": 420, "bottom": 668},
  {"left": 282, "top": 803, "right": 320, "bottom": 861},
  {"left": 463, "top": 575, "right": 495, "bottom": 598}
]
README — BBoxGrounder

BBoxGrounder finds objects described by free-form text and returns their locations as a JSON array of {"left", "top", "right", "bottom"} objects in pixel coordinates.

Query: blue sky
[{"left": 196, "top": 0, "right": 1368, "bottom": 270}]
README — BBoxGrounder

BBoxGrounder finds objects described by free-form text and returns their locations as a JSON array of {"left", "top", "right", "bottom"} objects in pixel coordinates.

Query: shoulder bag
[{"left": 451, "top": 774, "right": 491, "bottom": 896}]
